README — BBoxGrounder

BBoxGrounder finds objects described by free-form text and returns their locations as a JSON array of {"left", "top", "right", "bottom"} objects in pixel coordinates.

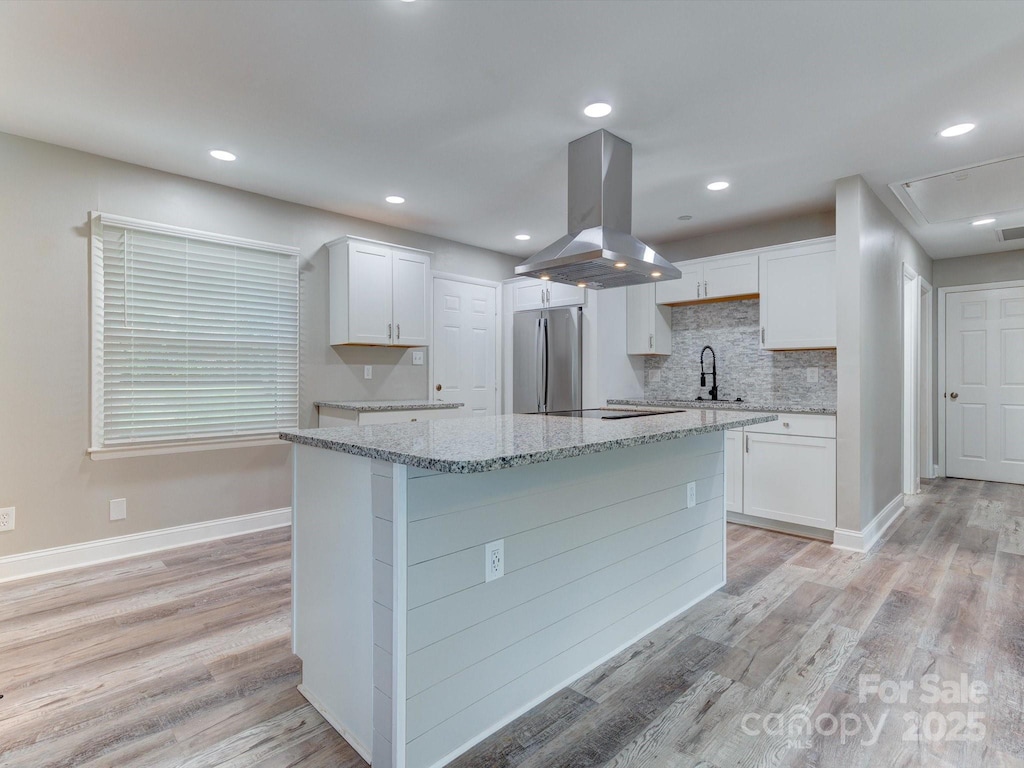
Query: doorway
[
  {"left": 940, "top": 281, "right": 1024, "bottom": 484},
  {"left": 902, "top": 264, "right": 933, "bottom": 495},
  {"left": 431, "top": 274, "right": 500, "bottom": 416}
]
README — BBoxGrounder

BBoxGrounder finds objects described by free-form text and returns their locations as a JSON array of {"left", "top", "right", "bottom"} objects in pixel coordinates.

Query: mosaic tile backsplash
[{"left": 643, "top": 299, "right": 837, "bottom": 409}]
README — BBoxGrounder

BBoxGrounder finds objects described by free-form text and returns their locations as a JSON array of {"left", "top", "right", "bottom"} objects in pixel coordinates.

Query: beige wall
[
  {"left": 654, "top": 210, "right": 835, "bottom": 261},
  {"left": 0, "top": 132, "right": 518, "bottom": 557},
  {"left": 932, "top": 249, "right": 1024, "bottom": 288},
  {"left": 835, "top": 176, "right": 932, "bottom": 533}
]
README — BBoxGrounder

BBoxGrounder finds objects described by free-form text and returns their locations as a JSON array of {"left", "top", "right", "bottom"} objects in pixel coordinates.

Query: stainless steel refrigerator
[{"left": 512, "top": 306, "right": 583, "bottom": 413}]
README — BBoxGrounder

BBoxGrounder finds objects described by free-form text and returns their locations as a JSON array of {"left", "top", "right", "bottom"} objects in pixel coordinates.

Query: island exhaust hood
[{"left": 516, "top": 129, "right": 680, "bottom": 289}]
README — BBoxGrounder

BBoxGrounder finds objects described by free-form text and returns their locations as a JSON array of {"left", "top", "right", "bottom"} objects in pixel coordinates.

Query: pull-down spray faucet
[{"left": 700, "top": 345, "right": 718, "bottom": 401}]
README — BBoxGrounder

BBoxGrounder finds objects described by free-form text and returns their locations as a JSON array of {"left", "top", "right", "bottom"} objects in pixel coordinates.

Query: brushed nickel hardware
[{"left": 950, "top": 392, "right": 959, "bottom": 400}]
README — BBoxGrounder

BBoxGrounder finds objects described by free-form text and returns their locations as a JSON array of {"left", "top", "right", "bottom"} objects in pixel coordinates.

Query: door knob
[
  {"left": 950, "top": 392, "right": 959, "bottom": 400},
  {"left": 435, "top": 384, "right": 443, "bottom": 392}
]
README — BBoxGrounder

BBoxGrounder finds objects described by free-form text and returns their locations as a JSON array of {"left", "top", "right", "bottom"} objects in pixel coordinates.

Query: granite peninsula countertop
[
  {"left": 608, "top": 399, "right": 837, "bottom": 416},
  {"left": 280, "top": 409, "right": 778, "bottom": 474},
  {"left": 314, "top": 400, "right": 464, "bottom": 412}
]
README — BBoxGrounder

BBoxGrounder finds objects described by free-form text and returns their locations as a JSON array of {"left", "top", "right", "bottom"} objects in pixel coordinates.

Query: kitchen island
[{"left": 280, "top": 409, "right": 776, "bottom": 768}]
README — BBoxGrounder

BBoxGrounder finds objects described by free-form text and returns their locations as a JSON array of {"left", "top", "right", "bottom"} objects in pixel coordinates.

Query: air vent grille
[{"left": 998, "top": 226, "right": 1024, "bottom": 242}]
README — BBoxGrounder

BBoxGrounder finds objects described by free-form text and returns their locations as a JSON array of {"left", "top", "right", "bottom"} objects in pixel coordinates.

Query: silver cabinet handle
[
  {"left": 745, "top": 435, "right": 750, "bottom": 453},
  {"left": 782, "top": 421, "right": 790, "bottom": 428},
  {"left": 761, "top": 327, "right": 765, "bottom": 345},
  {"left": 388, "top": 322, "right": 392, "bottom": 340},
  {"left": 697, "top": 281, "right": 701, "bottom": 298},
  {"left": 541, "top": 287, "right": 546, "bottom": 304},
  {"left": 546, "top": 287, "right": 551, "bottom": 303},
  {"left": 396, "top": 323, "right": 400, "bottom": 340},
  {"left": 705, "top": 279, "right": 709, "bottom": 296},
  {"left": 649, "top": 333, "right": 654, "bottom": 350}
]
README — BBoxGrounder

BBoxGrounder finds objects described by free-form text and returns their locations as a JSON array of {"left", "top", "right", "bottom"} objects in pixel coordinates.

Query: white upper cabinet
[
  {"left": 510, "top": 278, "right": 586, "bottom": 312},
  {"left": 655, "top": 253, "right": 758, "bottom": 305},
  {"left": 626, "top": 283, "right": 671, "bottom": 355},
  {"left": 329, "top": 237, "right": 431, "bottom": 346},
  {"left": 759, "top": 238, "right": 836, "bottom": 350}
]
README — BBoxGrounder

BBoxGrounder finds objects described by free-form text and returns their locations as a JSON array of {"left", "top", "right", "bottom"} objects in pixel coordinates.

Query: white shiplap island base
[{"left": 280, "top": 410, "right": 776, "bottom": 768}]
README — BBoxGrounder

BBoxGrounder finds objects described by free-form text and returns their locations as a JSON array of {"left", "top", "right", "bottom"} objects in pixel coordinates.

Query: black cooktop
[{"left": 543, "top": 408, "right": 685, "bottom": 420}]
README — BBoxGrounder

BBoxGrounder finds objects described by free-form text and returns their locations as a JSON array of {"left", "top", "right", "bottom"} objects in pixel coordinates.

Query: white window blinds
[{"left": 91, "top": 213, "right": 299, "bottom": 450}]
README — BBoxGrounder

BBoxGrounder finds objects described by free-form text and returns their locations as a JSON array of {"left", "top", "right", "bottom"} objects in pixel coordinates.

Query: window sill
[{"left": 88, "top": 434, "right": 289, "bottom": 460}]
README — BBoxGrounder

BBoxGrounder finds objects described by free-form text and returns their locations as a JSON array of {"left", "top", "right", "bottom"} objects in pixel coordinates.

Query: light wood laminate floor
[{"left": 3, "top": 478, "right": 1023, "bottom": 767}]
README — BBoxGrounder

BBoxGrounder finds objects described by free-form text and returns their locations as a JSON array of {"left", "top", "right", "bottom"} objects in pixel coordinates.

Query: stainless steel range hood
[{"left": 516, "top": 130, "right": 680, "bottom": 289}]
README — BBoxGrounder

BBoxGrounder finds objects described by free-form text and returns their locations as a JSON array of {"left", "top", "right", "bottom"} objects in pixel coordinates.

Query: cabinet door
[
  {"left": 512, "top": 279, "right": 549, "bottom": 312},
  {"left": 626, "top": 284, "right": 671, "bottom": 355},
  {"left": 392, "top": 249, "right": 430, "bottom": 346},
  {"left": 725, "top": 429, "right": 744, "bottom": 513},
  {"left": 704, "top": 253, "right": 759, "bottom": 299},
  {"left": 656, "top": 261, "right": 702, "bottom": 305},
  {"left": 347, "top": 241, "right": 393, "bottom": 345},
  {"left": 760, "top": 242, "right": 836, "bottom": 350},
  {"left": 743, "top": 432, "right": 837, "bottom": 529},
  {"left": 546, "top": 282, "right": 587, "bottom": 308}
]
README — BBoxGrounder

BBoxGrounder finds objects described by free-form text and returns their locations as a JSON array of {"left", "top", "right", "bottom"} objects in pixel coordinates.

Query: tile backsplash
[{"left": 644, "top": 299, "right": 837, "bottom": 409}]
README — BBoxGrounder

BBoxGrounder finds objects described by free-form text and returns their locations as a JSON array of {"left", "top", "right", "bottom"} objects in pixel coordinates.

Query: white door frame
[
  {"left": 430, "top": 272, "right": 503, "bottom": 415},
  {"left": 902, "top": 264, "right": 922, "bottom": 494},
  {"left": 937, "top": 278, "right": 1024, "bottom": 477},
  {"left": 920, "top": 277, "right": 934, "bottom": 480}
]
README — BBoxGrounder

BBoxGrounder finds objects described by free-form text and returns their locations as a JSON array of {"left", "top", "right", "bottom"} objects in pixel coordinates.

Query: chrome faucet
[{"left": 700, "top": 345, "right": 718, "bottom": 401}]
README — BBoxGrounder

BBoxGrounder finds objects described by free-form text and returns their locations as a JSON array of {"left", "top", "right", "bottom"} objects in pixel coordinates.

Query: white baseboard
[
  {"left": 426, "top": 575, "right": 726, "bottom": 768},
  {"left": 831, "top": 495, "right": 905, "bottom": 553},
  {"left": 298, "top": 684, "right": 373, "bottom": 764},
  {"left": 0, "top": 507, "right": 291, "bottom": 583}
]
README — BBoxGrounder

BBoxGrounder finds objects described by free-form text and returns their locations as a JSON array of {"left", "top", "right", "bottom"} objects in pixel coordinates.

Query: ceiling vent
[
  {"left": 997, "top": 226, "right": 1024, "bottom": 243},
  {"left": 889, "top": 155, "right": 1024, "bottom": 226}
]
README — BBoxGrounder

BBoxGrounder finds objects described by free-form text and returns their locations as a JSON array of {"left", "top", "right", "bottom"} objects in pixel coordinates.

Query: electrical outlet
[
  {"left": 109, "top": 498, "right": 126, "bottom": 521},
  {"left": 412, "top": 350, "right": 425, "bottom": 366},
  {"left": 485, "top": 539, "right": 504, "bottom": 582},
  {"left": 806, "top": 367, "right": 819, "bottom": 383},
  {"left": 686, "top": 482, "right": 697, "bottom": 509},
  {"left": 0, "top": 507, "right": 14, "bottom": 532},
  {"left": 649, "top": 369, "right": 662, "bottom": 384},
  {"left": 364, "top": 365, "right": 373, "bottom": 380}
]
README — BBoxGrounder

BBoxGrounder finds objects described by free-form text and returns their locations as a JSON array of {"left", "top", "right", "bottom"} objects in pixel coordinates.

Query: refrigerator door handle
[
  {"left": 535, "top": 318, "right": 543, "bottom": 412},
  {"left": 541, "top": 317, "right": 550, "bottom": 411}
]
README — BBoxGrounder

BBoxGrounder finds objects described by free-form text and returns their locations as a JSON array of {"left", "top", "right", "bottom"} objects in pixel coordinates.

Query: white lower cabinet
[
  {"left": 728, "top": 414, "right": 837, "bottom": 532},
  {"left": 317, "top": 406, "right": 460, "bottom": 427}
]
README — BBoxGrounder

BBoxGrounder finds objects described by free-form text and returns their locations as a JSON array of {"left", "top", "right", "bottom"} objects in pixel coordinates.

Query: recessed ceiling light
[
  {"left": 614, "top": 262, "right": 627, "bottom": 268},
  {"left": 209, "top": 149, "right": 236, "bottom": 162},
  {"left": 651, "top": 271, "right": 662, "bottom": 278},
  {"left": 539, "top": 275, "right": 551, "bottom": 281},
  {"left": 972, "top": 218, "right": 996, "bottom": 226},
  {"left": 706, "top": 181, "right": 730, "bottom": 191},
  {"left": 385, "top": 195, "right": 405, "bottom": 204},
  {"left": 577, "top": 282, "right": 588, "bottom": 288},
  {"left": 400, "top": 0, "right": 416, "bottom": 3},
  {"left": 940, "top": 123, "right": 975, "bottom": 138},
  {"left": 583, "top": 102, "right": 612, "bottom": 118},
  {"left": 677, "top": 215, "right": 693, "bottom": 221},
  {"left": 515, "top": 234, "right": 531, "bottom": 241}
]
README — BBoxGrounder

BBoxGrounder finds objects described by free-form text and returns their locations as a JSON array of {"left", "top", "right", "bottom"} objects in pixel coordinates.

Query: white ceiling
[{"left": 1, "top": 0, "right": 1023, "bottom": 260}]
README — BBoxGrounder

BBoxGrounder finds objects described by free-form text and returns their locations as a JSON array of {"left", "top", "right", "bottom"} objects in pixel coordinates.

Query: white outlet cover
[
  {"left": 0, "top": 507, "right": 14, "bottom": 532},
  {"left": 649, "top": 369, "right": 662, "bottom": 383},
  {"left": 110, "top": 498, "right": 127, "bottom": 521},
  {"left": 485, "top": 539, "right": 504, "bottom": 582},
  {"left": 686, "top": 482, "right": 697, "bottom": 508},
  {"left": 364, "top": 365, "right": 373, "bottom": 380},
  {"left": 806, "top": 367, "right": 819, "bottom": 383},
  {"left": 412, "top": 350, "right": 425, "bottom": 366}
]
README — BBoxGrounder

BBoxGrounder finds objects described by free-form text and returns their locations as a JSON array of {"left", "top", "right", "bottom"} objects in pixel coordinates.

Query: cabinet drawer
[{"left": 744, "top": 413, "right": 835, "bottom": 439}]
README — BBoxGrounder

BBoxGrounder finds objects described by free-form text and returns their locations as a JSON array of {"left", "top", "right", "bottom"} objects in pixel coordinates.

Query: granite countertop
[
  {"left": 314, "top": 400, "right": 464, "bottom": 412},
  {"left": 280, "top": 409, "right": 777, "bottom": 474},
  {"left": 608, "top": 399, "right": 837, "bottom": 416}
]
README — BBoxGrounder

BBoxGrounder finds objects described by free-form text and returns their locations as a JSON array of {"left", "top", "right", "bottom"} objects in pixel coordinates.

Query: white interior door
[
  {"left": 945, "top": 286, "right": 1024, "bottom": 483},
  {"left": 432, "top": 277, "right": 497, "bottom": 416}
]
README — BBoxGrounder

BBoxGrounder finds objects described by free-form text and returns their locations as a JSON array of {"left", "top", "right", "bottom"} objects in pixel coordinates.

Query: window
[{"left": 90, "top": 213, "right": 299, "bottom": 457}]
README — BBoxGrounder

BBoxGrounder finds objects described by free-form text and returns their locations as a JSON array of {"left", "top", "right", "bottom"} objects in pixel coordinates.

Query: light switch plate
[
  {"left": 806, "top": 367, "right": 819, "bottom": 383},
  {"left": 649, "top": 369, "right": 662, "bottom": 384},
  {"left": 364, "top": 365, "right": 373, "bottom": 380},
  {"left": 109, "top": 498, "right": 126, "bottom": 521},
  {"left": 412, "top": 350, "right": 424, "bottom": 366}
]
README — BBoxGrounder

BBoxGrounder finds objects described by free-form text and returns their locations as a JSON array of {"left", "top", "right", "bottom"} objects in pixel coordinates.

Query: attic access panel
[{"left": 889, "top": 155, "right": 1024, "bottom": 225}]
